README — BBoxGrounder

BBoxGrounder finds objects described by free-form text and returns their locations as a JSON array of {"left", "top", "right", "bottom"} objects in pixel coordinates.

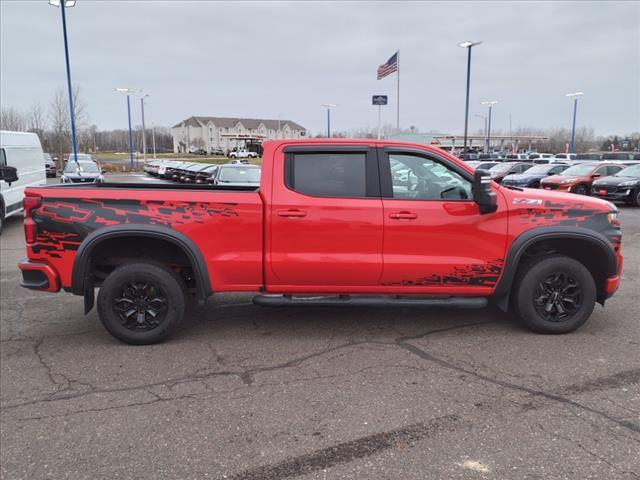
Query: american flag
[{"left": 377, "top": 52, "right": 398, "bottom": 80}]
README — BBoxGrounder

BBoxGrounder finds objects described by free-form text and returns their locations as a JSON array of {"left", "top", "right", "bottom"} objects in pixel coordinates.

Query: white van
[{"left": 0, "top": 131, "right": 47, "bottom": 232}]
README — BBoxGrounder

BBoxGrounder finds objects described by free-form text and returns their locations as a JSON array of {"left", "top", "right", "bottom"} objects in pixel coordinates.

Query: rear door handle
[
  {"left": 277, "top": 209, "right": 307, "bottom": 218},
  {"left": 389, "top": 211, "right": 418, "bottom": 220}
]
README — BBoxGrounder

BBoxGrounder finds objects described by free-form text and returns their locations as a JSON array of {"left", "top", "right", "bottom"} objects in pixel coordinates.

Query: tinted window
[
  {"left": 606, "top": 166, "right": 622, "bottom": 175},
  {"left": 0, "top": 149, "right": 6, "bottom": 167},
  {"left": 550, "top": 165, "right": 568, "bottom": 174},
  {"left": 388, "top": 154, "right": 471, "bottom": 201},
  {"left": 515, "top": 164, "right": 533, "bottom": 173},
  {"left": 290, "top": 153, "right": 367, "bottom": 197}
]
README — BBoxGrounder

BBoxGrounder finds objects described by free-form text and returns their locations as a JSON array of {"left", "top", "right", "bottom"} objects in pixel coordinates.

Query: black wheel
[
  {"left": 97, "top": 262, "right": 185, "bottom": 345},
  {"left": 513, "top": 255, "right": 596, "bottom": 334},
  {"left": 632, "top": 189, "right": 640, "bottom": 207},
  {"left": 573, "top": 184, "right": 589, "bottom": 195}
]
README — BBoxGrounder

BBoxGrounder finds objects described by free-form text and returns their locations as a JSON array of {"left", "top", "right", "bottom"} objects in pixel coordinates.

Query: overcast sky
[{"left": 1, "top": 1, "right": 638, "bottom": 136}]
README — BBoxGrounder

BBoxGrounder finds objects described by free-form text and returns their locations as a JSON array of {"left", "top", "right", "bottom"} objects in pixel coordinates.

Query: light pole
[
  {"left": 115, "top": 88, "right": 139, "bottom": 170},
  {"left": 49, "top": 0, "right": 78, "bottom": 164},
  {"left": 321, "top": 103, "right": 337, "bottom": 138},
  {"left": 151, "top": 123, "right": 157, "bottom": 159},
  {"left": 566, "top": 92, "right": 584, "bottom": 153},
  {"left": 140, "top": 94, "right": 149, "bottom": 164},
  {"left": 480, "top": 100, "right": 498, "bottom": 153},
  {"left": 458, "top": 41, "right": 482, "bottom": 153}
]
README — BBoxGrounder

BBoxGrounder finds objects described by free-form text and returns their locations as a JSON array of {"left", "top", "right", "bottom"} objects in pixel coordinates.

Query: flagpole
[{"left": 396, "top": 50, "right": 400, "bottom": 131}]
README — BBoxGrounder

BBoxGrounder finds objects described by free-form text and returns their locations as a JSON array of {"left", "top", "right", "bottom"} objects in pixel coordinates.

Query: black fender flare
[
  {"left": 71, "top": 224, "right": 213, "bottom": 302},
  {"left": 493, "top": 227, "right": 618, "bottom": 310}
]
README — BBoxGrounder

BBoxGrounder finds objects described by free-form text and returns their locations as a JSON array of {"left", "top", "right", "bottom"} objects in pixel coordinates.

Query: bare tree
[
  {"left": 0, "top": 107, "right": 27, "bottom": 131},
  {"left": 49, "top": 88, "right": 71, "bottom": 166}
]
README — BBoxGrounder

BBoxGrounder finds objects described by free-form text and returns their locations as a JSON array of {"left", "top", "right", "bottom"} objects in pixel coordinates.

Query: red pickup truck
[{"left": 13, "top": 140, "right": 623, "bottom": 344}]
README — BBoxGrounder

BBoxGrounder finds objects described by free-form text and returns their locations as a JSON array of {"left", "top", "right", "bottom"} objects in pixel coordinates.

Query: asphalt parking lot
[{"left": 1, "top": 198, "right": 639, "bottom": 479}]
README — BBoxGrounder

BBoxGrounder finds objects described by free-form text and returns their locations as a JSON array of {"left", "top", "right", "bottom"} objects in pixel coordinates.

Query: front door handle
[
  {"left": 389, "top": 211, "right": 418, "bottom": 220},
  {"left": 277, "top": 209, "right": 307, "bottom": 218}
]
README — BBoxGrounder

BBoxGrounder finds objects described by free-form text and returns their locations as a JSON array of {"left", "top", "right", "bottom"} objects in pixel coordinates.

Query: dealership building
[{"left": 171, "top": 116, "right": 306, "bottom": 153}]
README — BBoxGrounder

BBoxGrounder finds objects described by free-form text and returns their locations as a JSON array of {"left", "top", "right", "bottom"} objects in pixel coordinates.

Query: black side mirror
[
  {"left": 0, "top": 165, "right": 19, "bottom": 185},
  {"left": 472, "top": 169, "right": 498, "bottom": 214}
]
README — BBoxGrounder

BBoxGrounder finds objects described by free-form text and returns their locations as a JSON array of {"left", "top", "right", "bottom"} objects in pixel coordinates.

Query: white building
[{"left": 171, "top": 116, "right": 306, "bottom": 154}]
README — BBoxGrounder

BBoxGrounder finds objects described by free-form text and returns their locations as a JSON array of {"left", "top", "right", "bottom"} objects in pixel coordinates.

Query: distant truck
[
  {"left": 228, "top": 149, "right": 259, "bottom": 159},
  {"left": 0, "top": 130, "right": 46, "bottom": 233},
  {"left": 16, "top": 139, "right": 623, "bottom": 344}
]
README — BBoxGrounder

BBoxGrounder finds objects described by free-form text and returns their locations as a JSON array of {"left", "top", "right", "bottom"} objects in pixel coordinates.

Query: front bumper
[
  {"left": 592, "top": 187, "right": 635, "bottom": 202},
  {"left": 542, "top": 183, "right": 573, "bottom": 192},
  {"left": 18, "top": 260, "right": 60, "bottom": 292}
]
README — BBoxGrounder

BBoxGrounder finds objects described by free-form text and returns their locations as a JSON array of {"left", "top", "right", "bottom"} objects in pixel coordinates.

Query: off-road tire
[
  {"left": 513, "top": 255, "right": 596, "bottom": 334},
  {"left": 97, "top": 262, "right": 185, "bottom": 345}
]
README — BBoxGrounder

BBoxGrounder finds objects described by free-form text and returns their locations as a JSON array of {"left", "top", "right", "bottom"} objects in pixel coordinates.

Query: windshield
[
  {"left": 561, "top": 164, "right": 595, "bottom": 176},
  {"left": 217, "top": 167, "right": 261, "bottom": 183},
  {"left": 68, "top": 154, "right": 92, "bottom": 162},
  {"left": 526, "top": 165, "right": 555, "bottom": 174},
  {"left": 615, "top": 165, "right": 640, "bottom": 177},
  {"left": 489, "top": 163, "right": 513, "bottom": 173},
  {"left": 64, "top": 161, "right": 99, "bottom": 173}
]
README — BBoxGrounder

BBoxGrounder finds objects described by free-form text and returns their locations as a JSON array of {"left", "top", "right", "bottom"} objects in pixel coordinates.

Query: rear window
[
  {"left": 602, "top": 153, "right": 630, "bottom": 160},
  {"left": 288, "top": 153, "right": 367, "bottom": 197}
]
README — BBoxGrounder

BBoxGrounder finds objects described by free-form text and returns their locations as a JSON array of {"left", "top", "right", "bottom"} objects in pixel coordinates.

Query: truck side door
[
  {"left": 379, "top": 148, "right": 508, "bottom": 293},
  {"left": 267, "top": 146, "right": 383, "bottom": 289}
]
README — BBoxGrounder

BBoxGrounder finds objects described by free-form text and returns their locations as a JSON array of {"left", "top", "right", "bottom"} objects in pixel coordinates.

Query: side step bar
[{"left": 252, "top": 294, "right": 487, "bottom": 309}]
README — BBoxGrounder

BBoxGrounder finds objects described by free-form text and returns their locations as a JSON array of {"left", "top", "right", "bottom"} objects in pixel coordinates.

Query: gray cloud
[{"left": 1, "top": 0, "right": 638, "bottom": 135}]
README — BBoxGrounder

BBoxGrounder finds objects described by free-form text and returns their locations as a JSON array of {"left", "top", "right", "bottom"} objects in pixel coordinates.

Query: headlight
[
  {"left": 618, "top": 180, "right": 638, "bottom": 187},
  {"left": 607, "top": 212, "right": 620, "bottom": 227}
]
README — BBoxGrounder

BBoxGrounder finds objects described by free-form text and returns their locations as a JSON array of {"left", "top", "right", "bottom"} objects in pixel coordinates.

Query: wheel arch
[
  {"left": 493, "top": 227, "right": 618, "bottom": 311},
  {"left": 71, "top": 224, "right": 213, "bottom": 308}
]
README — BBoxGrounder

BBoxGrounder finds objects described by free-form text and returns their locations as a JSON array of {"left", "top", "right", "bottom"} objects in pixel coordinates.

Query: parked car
[
  {"left": 553, "top": 153, "right": 577, "bottom": 162},
  {"left": 227, "top": 159, "right": 250, "bottom": 165},
  {"left": 228, "top": 149, "right": 259, "bottom": 159},
  {"left": 61, "top": 160, "right": 104, "bottom": 183},
  {"left": 504, "top": 154, "right": 529, "bottom": 161},
  {"left": 158, "top": 161, "right": 184, "bottom": 179},
  {"left": 17, "top": 139, "right": 623, "bottom": 344},
  {"left": 488, "top": 162, "right": 534, "bottom": 183},
  {"left": 540, "top": 163, "right": 623, "bottom": 195},
  {"left": 180, "top": 163, "right": 214, "bottom": 183},
  {"left": 528, "top": 153, "right": 554, "bottom": 161},
  {"left": 210, "top": 148, "right": 225, "bottom": 156},
  {"left": 502, "top": 163, "right": 569, "bottom": 188},
  {"left": 0, "top": 130, "right": 47, "bottom": 233},
  {"left": 572, "top": 153, "right": 602, "bottom": 162},
  {"left": 193, "top": 165, "right": 219, "bottom": 184},
  {"left": 44, "top": 153, "right": 57, "bottom": 177},
  {"left": 213, "top": 164, "right": 261, "bottom": 186},
  {"left": 601, "top": 152, "right": 634, "bottom": 162},
  {"left": 591, "top": 163, "right": 640, "bottom": 206},
  {"left": 459, "top": 153, "right": 480, "bottom": 161},
  {"left": 466, "top": 161, "right": 500, "bottom": 171}
]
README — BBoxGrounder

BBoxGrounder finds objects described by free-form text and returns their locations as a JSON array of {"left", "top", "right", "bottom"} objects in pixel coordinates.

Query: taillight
[{"left": 23, "top": 193, "right": 42, "bottom": 245}]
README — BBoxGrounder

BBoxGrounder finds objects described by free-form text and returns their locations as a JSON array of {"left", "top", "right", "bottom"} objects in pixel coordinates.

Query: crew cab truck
[{"left": 15, "top": 140, "right": 623, "bottom": 344}]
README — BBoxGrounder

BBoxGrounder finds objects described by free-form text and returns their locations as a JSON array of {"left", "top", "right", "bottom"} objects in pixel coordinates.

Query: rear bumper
[{"left": 18, "top": 260, "right": 60, "bottom": 292}]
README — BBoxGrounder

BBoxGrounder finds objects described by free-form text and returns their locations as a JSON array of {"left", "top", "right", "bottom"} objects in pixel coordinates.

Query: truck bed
[{"left": 24, "top": 184, "right": 265, "bottom": 293}]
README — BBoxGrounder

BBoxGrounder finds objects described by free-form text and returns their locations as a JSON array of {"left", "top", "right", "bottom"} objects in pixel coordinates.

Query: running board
[{"left": 252, "top": 294, "right": 487, "bottom": 309}]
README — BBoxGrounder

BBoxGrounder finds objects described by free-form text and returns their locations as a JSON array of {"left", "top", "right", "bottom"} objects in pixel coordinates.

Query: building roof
[{"left": 172, "top": 116, "right": 305, "bottom": 131}]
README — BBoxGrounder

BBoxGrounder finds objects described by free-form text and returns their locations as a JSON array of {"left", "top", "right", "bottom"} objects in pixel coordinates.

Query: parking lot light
[
  {"left": 566, "top": 92, "right": 584, "bottom": 153},
  {"left": 115, "top": 88, "right": 140, "bottom": 170},
  {"left": 321, "top": 103, "right": 337, "bottom": 138},
  {"left": 481, "top": 100, "right": 498, "bottom": 153},
  {"left": 49, "top": 0, "right": 78, "bottom": 164},
  {"left": 458, "top": 41, "right": 482, "bottom": 153}
]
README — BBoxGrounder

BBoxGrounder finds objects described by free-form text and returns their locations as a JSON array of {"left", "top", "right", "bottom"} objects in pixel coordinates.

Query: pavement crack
[{"left": 394, "top": 340, "right": 640, "bottom": 434}]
